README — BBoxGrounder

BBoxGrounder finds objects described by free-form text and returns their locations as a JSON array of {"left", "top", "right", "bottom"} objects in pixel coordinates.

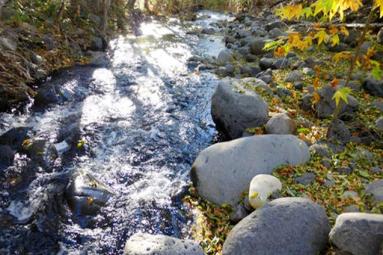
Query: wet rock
[
  {"left": 124, "top": 233, "right": 204, "bottom": 255},
  {"left": 248, "top": 174, "right": 282, "bottom": 209},
  {"left": 295, "top": 172, "right": 316, "bottom": 186},
  {"left": 365, "top": 179, "right": 383, "bottom": 203},
  {"left": 88, "top": 51, "right": 108, "bottom": 67},
  {"left": 363, "top": 77, "right": 383, "bottom": 97},
  {"left": 217, "top": 49, "right": 234, "bottom": 65},
  {"left": 309, "top": 143, "right": 331, "bottom": 157},
  {"left": 65, "top": 171, "right": 113, "bottom": 215},
  {"left": 329, "top": 213, "right": 383, "bottom": 255},
  {"left": 223, "top": 198, "right": 330, "bottom": 255},
  {"left": 285, "top": 70, "right": 303, "bottom": 82},
  {"left": 90, "top": 36, "right": 105, "bottom": 51},
  {"left": 53, "top": 141, "right": 71, "bottom": 156},
  {"left": 0, "top": 145, "right": 15, "bottom": 168},
  {"left": 34, "top": 83, "right": 61, "bottom": 106},
  {"left": 191, "top": 135, "right": 309, "bottom": 206},
  {"left": 0, "top": 37, "right": 17, "bottom": 51},
  {"left": 24, "top": 138, "right": 57, "bottom": 168},
  {"left": 201, "top": 27, "right": 215, "bottom": 34},
  {"left": 327, "top": 119, "right": 351, "bottom": 143},
  {"left": 276, "top": 86, "right": 292, "bottom": 98},
  {"left": 265, "top": 113, "right": 296, "bottom": 135},
  {"left": 0, "top": 127, "right": 29, "bottom": 151},
  {"left": 211, "top": 79, "right": 269, "bottom": 139}
]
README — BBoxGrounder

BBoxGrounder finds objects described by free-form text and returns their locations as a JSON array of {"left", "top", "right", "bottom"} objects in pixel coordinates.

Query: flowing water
[{"left": 0, "top": 11, "right": 232, "bottom": 254}]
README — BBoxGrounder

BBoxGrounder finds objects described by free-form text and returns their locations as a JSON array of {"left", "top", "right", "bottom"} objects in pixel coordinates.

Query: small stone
[
  {"left": 248, "top": 174, "right": 282, "bottom": 209},
  {"left": 342, "top": 191, "right": 359, "bottom": 200},
  {"left": 230, "top": 204, "right": 249, "bottom": 223},
  {"left": 294, "top": 82, "right": 304, "bottom": 90},
  {"left": 217, "top": 49, "right": 234, "bottom": 65},
  {"left": 321, "top": 158, "right": 332, "bottom": 169},
  {"left": 0, "top": 37, "right": 17, "bottom": 51},
  {"left": 295, "top": 172, "right": 315, "bottom": 186},
  {"left": 378, "top": 28, "right": 383, "bottom": 44},
  {"left": 327, "top": 119, "right": 351, "bottom": 143},
  {"left": 53, "top": 141, "right": 71, "bottom": 156},
  {"left": 276, "top": 87, "right": 292, "bottom": 98},
  {"left": 285, "top": 70, "right": 303, "bottom": 82},
  {"left": 336, "top": 167, "right": 353, "bottom": 175},
  {"left": 363, "top": 78, "right": 383, "bottom": 97},
  {"left": 365, "top": 179, "right": 383, "bottom": 203},
  {"left": 343, "top": 205, "right": 359, "bottom": 213},
  {"left": 324, "top": 173, "right": 336, "bottom": 187},
  {"left": 310, "top": 143, "right": 331, "bottom": 157},
  {"left": 302, "top": 67, "right": 315, "bottom": 76},
  {"left": 370, "top": 166, "right": 382, "bottom": 174},
  {"left": 265, "top": 113, "right": 296, "bottom": 135},
  {"left": 376, "top": 117, "right": 383, "bottom": 131}
]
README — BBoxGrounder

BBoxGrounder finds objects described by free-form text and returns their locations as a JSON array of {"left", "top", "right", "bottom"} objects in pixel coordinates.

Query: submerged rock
[
  {"left": 65, "top": 171, "right": 114, "bottom": 215},
  {"left": 211, "top": 79, "right": 269, "bottom": 139},
  {"left": 223, "top": 198, "right": 330, "bottom": 255},
  {"left": 329, "top": 213, "right": 383, "bottom": 255},
  {"left": 124, "top": 233, "right": 204, "bottom": 255},
  {"left": 191, "top": 135, "right": 309, "bottom": 206},
  {"left": 0, "top": 127, "right": 29, "bottom": 151}
]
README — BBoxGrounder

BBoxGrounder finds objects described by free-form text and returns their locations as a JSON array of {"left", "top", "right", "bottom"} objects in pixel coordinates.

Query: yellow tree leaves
[
  {"left": 275, "top": 4, "right": 303, "bottom": 20},
  {"left": 374, "top": 0, "right": 383, "bottom": 17}
]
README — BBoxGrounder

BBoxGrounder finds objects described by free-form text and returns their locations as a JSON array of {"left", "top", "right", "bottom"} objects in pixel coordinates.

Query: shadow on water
[{"left": 0, "top": 11, "right": 229, "bottom": 254}]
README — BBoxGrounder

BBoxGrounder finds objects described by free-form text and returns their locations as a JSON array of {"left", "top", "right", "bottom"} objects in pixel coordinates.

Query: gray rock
[
  {"left": 249, "top": 38, "right": 269, "bottom": 55},
  {"left": 65, "top": 170, "right": 114, "bottom": 215},
  {"left": 365, "top": 179, "right": 383, "bottom": 203},
  {"left": 327, "top": 119, "right": 351, "bottom": 143},
  {"left": 372, "top": 99, "right": 383, "bottom": 112},
  {"left": 335, "top": 166, "right": 353, "bottom": 175},
  {"left": 378, "top": 28, "right": 383, "bottom": 44},
  {"left": 265, "top": 113, "right": 296, "bottom": 134},
  {"left": 43, "top": 35, "right": 56, "bottom": 50},
  {"left": 363, "top": 78, "right": 383, "bottom": 97},
  {"left": 217, "top": 49, "right": 234, "bottom": 65},
  {"left": 302, "top": 67, "right": 315, "bottom": 76},
  {"left": 223, "top": 197, "right": 330, "bottom": 255},
  {"left": 295, "top": 172, "right": 316, "bottom": 185},
  {"left": 329, "top": 213, "right": 383, "bottom": 255},
  {"left": 0, "top": 127, "right": 29, "bottom": 150},
  {"left": 191, "top": 135, "right": 310, "bottom": 206},
  {"left": 376, "top": 117, "right": 383, "bottom": 131},
  {"left": 0, "top": 37, "right": 17, "bottom": 51},
  {"left": 371, "top": 166, "right": 383, "bottom": 174},
  {"left": 31, "top": 53, "right": 44, "bottom": 65},
  {"left": 265, "top": 21, "right": 288, "bottom": 31},
  {"left": 285, "top": 70, "right": 303, "bottom": 82},
  {"left": 230, "top": 204, "right": 249, "bottom": 223},
  {"left": 316, "top": 86, "right": 359, "bottom": 119},
  {"left": 360, "top": 41, "right": 372, "bottom": 54},
  {"left": 211, "top": 79, "right": 269, "bottom": 139},
  {"left": 342, "top": 191, "right": 359, "bottom": 200},
  {"left": 88, "top": 51, "right": 108, "bottom": 67},
  {"left": 310, "top": 143, "right": 331, "bottom": 157},
  {"left": 0, "top": 145, "right": 15, "bottom": 167},
  {"left": 90, "top": 36, "right": 105, "bottom": 51},
  {"left": 276, "top": 87, "right": 292, "bottom": 98},
  {"left": 124, "top": 233, "right": 204, "bottom": 255},
  {"left": 343, "top": 205, "right": 360, "bottom": 213},
  {"left": 259, "top": 58, "right": 275, "bottom": 70},
  {"left": 268, "top": 28, "right": 286, "bottom": 39},
  {"left": 240, "top": 65, "right": 261, "bottom": 77}
]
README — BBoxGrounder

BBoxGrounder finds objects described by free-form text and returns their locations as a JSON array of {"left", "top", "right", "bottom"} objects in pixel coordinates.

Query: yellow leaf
[
  {"left": 314, "top": 29, "right": 328, "bottom": 45},
  {"left": 276, "top": 4, "right": 303, "bottom": 20},
  {"left": 375, "top": 0, "right": 383, "bottom": 18},
  {"left": 333, "top": 51, "right": 352, "bottom": 63},
  {"left": 331, "top": 34, "right": 340, "bottom": 46},
  {"left": 340, "top": 26, "right": 349, "bottom": 36}
]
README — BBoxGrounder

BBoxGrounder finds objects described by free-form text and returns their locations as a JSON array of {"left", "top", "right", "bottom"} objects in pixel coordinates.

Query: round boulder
[
  {"left": 222, "top": 197, "right": 330, "bottom": 255},
  {"left": 248, "top": 174, "right": 282, "bottom": 209},
  {"left": 191, "top": 135, "right": 310, "bottom": 206},
  {"left": 124, "top": 233, "right": 204, "bottom": 255},
  {"left": 329, "top": 213, "right": 383, "bottom": 255},
  {"left": 211, "top": 79, "right": 269, "bottom": 139},
  {"left": 265, "top": 113, "right": 296, "bottom": 135}
]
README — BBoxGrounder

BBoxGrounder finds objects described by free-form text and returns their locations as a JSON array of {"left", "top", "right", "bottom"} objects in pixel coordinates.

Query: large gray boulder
[
  {"left": 211, "top": 79, "right": 269, "bottom": 139},
  {"left": 191, "top": 135, "right": 310, "bottom": 206},
  {"left": 222, "top": 197, "right": 330, "bottom": 255},
  {"left": 124, "top": 233, "right": 204, "bottom": 255},
  {"left": 329, "top": 213, "right": 383, "bottom": 255},
  {"left": 217, "top": 49, "right": 234, "bottom": 66}
]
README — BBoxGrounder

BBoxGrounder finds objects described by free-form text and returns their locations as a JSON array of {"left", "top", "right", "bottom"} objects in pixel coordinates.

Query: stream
[{"left": 0, "top": 11, "right": 232, "bottom": 254}]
